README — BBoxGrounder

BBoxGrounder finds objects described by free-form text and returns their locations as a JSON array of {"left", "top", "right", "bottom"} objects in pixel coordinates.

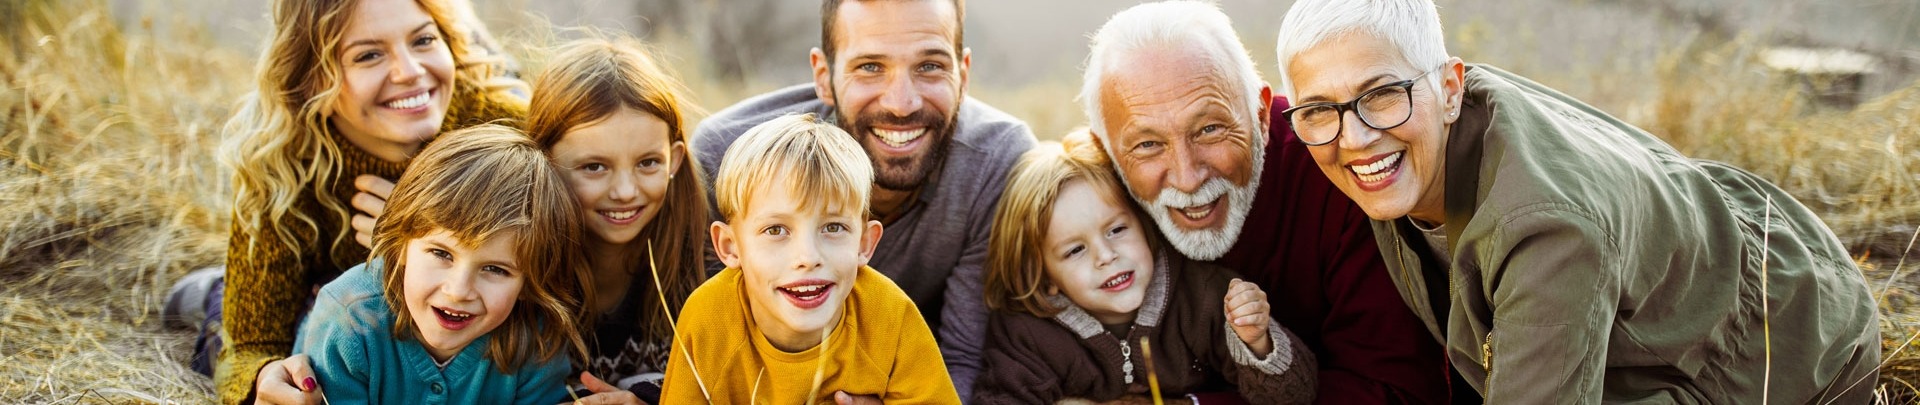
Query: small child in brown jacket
[{"left": 974, "top": 132, "right": 1317, "bottom": 404}]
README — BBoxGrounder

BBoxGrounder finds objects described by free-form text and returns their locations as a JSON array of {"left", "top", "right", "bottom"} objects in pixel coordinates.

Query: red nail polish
[{"left": 303, "top": 376, "right": 316, "bottom": 391}]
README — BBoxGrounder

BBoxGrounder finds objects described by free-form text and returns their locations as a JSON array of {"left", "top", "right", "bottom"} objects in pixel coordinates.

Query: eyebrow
[
  {"left": 846, "top": 48, "right": 956, "bottom": 64},
  {"left": 345, "top": 21, "right": 436, "bottom": 50},
  {"left": 1300, "top": 73, "right": 1397, "bottom": 104}
]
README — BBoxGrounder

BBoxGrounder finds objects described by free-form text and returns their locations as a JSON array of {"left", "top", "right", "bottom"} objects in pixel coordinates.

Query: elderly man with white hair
[
  {"left": 1073, "top": 1, "right": 1455, "bottom": 403},
  {"left": 1274, "top": 0, "right": 1880, "bottom": 402}
]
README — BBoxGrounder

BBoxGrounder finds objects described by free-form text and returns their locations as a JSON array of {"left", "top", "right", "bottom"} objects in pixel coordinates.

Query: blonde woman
[
  {"left": 177, "top": 0, "right": 525, "bottom": 403},
  {"left": 523, "top": 37, "right": 711, "bottom": 405}
]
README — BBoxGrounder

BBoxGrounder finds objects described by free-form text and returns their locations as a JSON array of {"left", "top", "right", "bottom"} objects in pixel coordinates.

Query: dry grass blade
[
  {"left": 648, "top": 241, "right": 711, "bottom": 403},
  {"left": 1139, "top": 337, "right": 1163, "bottom": 405}
]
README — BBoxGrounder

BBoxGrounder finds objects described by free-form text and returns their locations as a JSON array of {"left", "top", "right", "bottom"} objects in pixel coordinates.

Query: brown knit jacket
[
  {"left": 975, "top": 251, "right": 1318, "bottom": 404},
  {"left": 215, "top": 83, "right": 525, "bottom": 404}
]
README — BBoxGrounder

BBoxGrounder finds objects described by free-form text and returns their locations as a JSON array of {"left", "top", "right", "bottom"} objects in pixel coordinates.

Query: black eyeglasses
[{"left": 1282, "top": 68, "right": 1438, "bottom": 146}]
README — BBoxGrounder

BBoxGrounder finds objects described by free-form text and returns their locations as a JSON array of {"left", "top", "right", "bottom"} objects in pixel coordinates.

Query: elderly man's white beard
[{"left": 1126, "top": 147, "right": 1265, "bottom": 261}]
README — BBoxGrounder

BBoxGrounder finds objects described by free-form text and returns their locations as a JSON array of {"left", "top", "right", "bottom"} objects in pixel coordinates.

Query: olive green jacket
[{"left": 1373, "top": 64, "right": 1878, "bottom": 404}]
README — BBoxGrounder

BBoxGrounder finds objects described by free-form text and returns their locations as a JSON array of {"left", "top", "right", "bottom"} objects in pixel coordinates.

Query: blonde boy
[{"left": 662, "top": 114, "right": 960, "bottom": 403}]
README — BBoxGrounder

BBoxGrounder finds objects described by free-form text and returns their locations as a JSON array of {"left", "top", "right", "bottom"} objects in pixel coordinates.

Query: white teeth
[
  {"left": 1101, "top": 273, "right": 1132, "bottom": 289},
  {"left": 604, "top": 210, "right": 637, "bottom": 220},
  {"left": 786, "top": 285, "right": 823, "bottom": 294},
  {"left": 873, "top": 128, "right": 926, "bottom": 147},
  {"left": 434, "top": 307, "right": 471, "bottom": 320},
  {"left": 1350, "top": 152, "right": 1403, "bottom": 183},
  {"left": 385, "top": 91, "right": 431, "bottom": 109},
  {"left": 1178, "top": 204, "right": 1214, "bottom": 220}
]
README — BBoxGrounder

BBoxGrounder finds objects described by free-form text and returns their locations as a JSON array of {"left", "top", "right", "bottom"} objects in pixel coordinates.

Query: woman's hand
[
  {"left": 349, "top": 175, "right": 395, "bottom": 248},
  {"left": 254, "top": 354, "right": 323, "bottom": 405},
  {"left": 569, "top": 371, "right": 643, "bottom": 405},
  {"left": 1224, "top": 278, "right": 1273, "bottom": 358}
]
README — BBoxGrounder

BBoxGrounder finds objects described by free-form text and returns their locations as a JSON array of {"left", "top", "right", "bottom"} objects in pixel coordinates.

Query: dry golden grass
[{"left": 1, "top": 0, "right": 1916, "bottom": 403}]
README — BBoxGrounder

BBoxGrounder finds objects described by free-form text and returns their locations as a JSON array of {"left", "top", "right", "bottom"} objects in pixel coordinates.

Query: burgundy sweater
[{"left": 1205, "top": 98, "right": 1452, "bottom": 404}]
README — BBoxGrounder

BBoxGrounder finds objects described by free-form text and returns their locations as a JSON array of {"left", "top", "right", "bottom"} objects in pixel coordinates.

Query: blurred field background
[{"left": 1, "top": 0, "right": 1916, "bottom": 403}]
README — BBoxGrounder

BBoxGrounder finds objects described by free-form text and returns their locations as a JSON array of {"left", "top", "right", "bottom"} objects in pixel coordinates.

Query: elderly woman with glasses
[{"left": 1272, "top": 0, "right": 1879, "bottom": 403}]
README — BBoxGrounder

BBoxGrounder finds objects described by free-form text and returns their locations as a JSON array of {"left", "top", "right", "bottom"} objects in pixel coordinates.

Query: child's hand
[
  {"left": 833, "top": 391, "right": 882, "bottom": 404},
  {"left": 1223, "top": 278, "right": 1273, "bottom": 358},
  {"left": 570, "top": 371, "right": 641, "bottom": 405}
]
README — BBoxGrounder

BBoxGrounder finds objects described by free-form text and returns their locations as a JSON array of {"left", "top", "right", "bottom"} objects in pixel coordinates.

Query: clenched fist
[{"left": 1223, "top": 278, "right": 1273, "bottom": 358}]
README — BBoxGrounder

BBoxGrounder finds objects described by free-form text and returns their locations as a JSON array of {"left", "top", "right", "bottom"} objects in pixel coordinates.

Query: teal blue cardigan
[{"left": 293, "top": 261, "right": 571, "bottom": 404}]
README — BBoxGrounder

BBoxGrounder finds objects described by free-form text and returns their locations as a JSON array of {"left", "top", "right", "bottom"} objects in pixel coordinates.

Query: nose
[
  {"left": 1164, "top": 141, "right": 1213, "bottom": 194},
  {"left": 1336, "top": 109, "right": 1381, "bottom": 151},
  {"left": 791, "top": 231, "right": 827, "bottom": 272},
  {"left": 877, "top": 72, "right": 923, "bottom": 118},
  {"left": 609, "top": 169, "right": 638, "bottom": 202},
  {"left": 1092, "top": 239, "right": 1119, "bottom": 269},
  {"left": 440, "top": 268, "right": 477, "bottom": 301},
  {"left": 389, "top": 48, "right": 426, "bottom": 85}
]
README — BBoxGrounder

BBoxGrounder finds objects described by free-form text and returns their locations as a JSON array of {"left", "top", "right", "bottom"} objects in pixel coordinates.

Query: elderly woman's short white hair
[
  {"left": 1275, "top": 0, "right": 1450, "bottom": 101},
  {"left": 1079, "top": 1, "right": 1265, "bottom": 143}
]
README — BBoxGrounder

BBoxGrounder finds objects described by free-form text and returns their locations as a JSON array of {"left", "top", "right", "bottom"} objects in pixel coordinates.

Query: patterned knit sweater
[{"left": 215, "top": 83, "right": 525, "bottom": 404}]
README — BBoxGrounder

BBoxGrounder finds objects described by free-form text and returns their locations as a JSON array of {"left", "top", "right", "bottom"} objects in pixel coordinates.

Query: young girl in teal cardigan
[{"left": 293, "top": 125, "right": 593, "bottom": 404}]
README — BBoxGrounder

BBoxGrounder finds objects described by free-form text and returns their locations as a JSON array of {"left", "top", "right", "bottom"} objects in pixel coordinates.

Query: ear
[
  {"left": 957, "top": 47, "right": 973, "bottom": 96},
  {"left": 711, "top": 221, "right": 743, "bottom": 269},
  {"left": 855, "top": 220, "right": 884, "bottom": 265},
  {"left": 669, "top": 140, "right": 687, "bottom": 176},
  {"left": 1441, "top": 57, "right": 1467, "bottom": 125},
  {"left": 811, "top": 48, "right": 835, "bottom": 107},
  {"left": 1255, "top": 84, "right": 1274, "bottom": 145}
]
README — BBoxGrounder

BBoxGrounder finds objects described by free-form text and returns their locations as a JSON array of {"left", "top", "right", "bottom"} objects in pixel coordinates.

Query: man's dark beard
[{"left": 838, "top": 104, "right": 957, "bottom": 191}]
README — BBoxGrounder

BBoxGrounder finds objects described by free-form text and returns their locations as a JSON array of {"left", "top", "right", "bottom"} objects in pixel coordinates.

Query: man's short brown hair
[{"left": 820, "top": 0, "right": 966, "bottom": 61}]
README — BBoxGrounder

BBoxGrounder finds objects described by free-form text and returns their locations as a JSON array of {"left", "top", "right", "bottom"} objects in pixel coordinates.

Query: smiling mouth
[
  {"left": 1348, "top": 151, "right": 1404, "bottom": 184},
  {"left": 388, "top": 91, "right": 429, "bottom": 109},
  {"left": 777, "top": 281, "right": 836, "bottom": 309},
  {"left": 873, "top": 128, "right": 926, "bottom": 148},
  {"left": 432, "top": 306, "right": 475, "bottom": 330},
  {"left": 1099, "top": 271, "right": 1135, "bottom": 291},
  {"left": 599, "top": 207, "right": 642, "bottom": 224},
  {"left": 1172, "top": 198, "right": 1220, "bottom": 221}
]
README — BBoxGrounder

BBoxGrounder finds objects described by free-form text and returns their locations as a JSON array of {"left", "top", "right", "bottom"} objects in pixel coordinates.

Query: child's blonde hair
[
  {"left": 985, "top": 128, "right": 1152, "bottom": 317},
  {"left": 525, "top": 35, "right": 708, "bottom": 342},
  {"left": 713, "top": 113, "right": 872, "bottom": 222},
  {"left": 370, "top": 124, "right": 591, "bottom": 372}
]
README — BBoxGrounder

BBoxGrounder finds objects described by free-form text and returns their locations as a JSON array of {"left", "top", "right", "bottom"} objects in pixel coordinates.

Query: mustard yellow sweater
[
  {"left": 662, "top": 266, "right": 960, "bottom": 404},
  {"left": 215, "top": 83, "right": 524, "bottom": 404}
]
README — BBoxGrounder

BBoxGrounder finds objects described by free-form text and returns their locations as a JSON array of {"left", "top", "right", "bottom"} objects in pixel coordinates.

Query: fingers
[
  {"left": 834, "top": 391, "right": 882, "bottom": 405},
  {"left": 1223, "top": 279, "right": 1269, "bottom": 326},
  {"left": 352, "top": 214, "right": 375, "bottom": 249},
  {"left": 354, "top": 175, "right": 396, "bottom": 200},
  {"left": 350, "top": 192, "right": 386, "bottom": 218},
  {"left": 580, "top": 371, "right": 617, "bottom": 393},
  {"left": 284, "top": 354, "right": 319, "bottom": 392},
  {"left": 255, "top": 355, "right": 321, "bottom": 405},
  {"left": 574, "top": 391, "right": 640, "bottom": 405}
]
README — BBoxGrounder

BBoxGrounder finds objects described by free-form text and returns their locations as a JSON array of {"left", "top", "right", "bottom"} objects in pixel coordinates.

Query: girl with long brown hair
[{"left": 525, "top": 36, "right": 710, "bottom": 404}]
